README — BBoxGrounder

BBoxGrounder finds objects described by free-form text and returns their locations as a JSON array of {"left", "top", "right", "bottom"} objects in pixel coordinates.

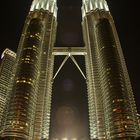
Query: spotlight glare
[{"left": 62, "top": 138, "right": 68, "bottom": 140}]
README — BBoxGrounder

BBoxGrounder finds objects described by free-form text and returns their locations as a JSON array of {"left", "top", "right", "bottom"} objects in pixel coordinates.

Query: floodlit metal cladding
[
  {"left": 1, "top": 48, "right": 16, "bottom": 59},
  {"left": 1, "top": 18, "right": 46, "bottom": 140},
  {"left": 82, "top": 9, "right": 139, "bottom": 138},
  {"left": 30, "top": 0, "right": 57, "bottom": 17},
  {"left": 82, "top": 0, "right": 109, "bottom": 17},
  {"left": 1, "top": 0, "right": 140, "bottom": 139},
  {"left": 0, "top": 49, "right": 16, "bottom": 133}
]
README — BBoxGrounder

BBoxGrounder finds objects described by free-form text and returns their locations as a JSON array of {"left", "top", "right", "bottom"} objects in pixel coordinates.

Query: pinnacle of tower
[
  {"left": 30, "top": 0, "right": 57, "bottom": 16},
  {"left": 82, "top": 0, "right": 109, "bottom": 13}
]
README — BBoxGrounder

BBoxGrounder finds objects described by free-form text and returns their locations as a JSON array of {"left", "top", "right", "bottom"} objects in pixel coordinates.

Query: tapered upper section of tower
[
  {"left": 30, "top": 0, "right": 57, "bottom": 16},
  {"left": 1, "top": 48, "right": 16, "bottom": 59},
  {"left": 82, "top": 0, "right": 109, "bottom": 14}
]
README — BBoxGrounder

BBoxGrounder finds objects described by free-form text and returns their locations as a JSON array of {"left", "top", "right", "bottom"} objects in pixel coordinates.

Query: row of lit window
[
  {"left": 98, "top": 44, "right": 116, "bottom": 52},
  {"left": 6, "top": 125, "right": 26, "bottom": 130},
  {"left": 21, "top": 58, "right": 35, "bottom": 63},
  {"left": 25, "top": 31, "right": 41, "bottom": 38},
  {"left": 29, "top": 33, "right": 42, "bottom": 40},
  {"left": 23, "top": 45, "right": 39, "bottom": 53},
  {"left": 113, "top": 120, "right": 134, "bottom": 126},
  {"left": 22, "top": 60, "right": 33, "bottom": 64},
  {"left": 16, "top": 77, "right": 34, "bottom": 82},
  {"left": 9, "top": 120, "right": 28, "bottom": 125},
  {"left": 108, "top": 116, "right": 134, "bottom": 125},
  {"left": 1, "top": 48, "right": 16, "bottom": 58},
  {"left": 112, "top": 99, "right": 123, "bottom": 103},
  {"left": 16, "top": 80, "right": 33, "bottom": 85},
  {"left": 24, "top": 55, "right": 37, "bottom": 61}
]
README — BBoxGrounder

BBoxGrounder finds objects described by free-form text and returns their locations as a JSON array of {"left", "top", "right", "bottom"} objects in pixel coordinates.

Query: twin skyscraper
[{"left": 0, "top": 0, "right": 139, "bottom": 140}]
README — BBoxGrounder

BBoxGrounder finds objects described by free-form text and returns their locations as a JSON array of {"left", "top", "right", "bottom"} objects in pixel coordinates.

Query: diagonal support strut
[
  {"left": 53, "top": 54, "right": 86, "bottom": 80},
  {"left": 70, "top": 55, "right": 86, "bottom": 79},
  {"left": 53, "top": 55, "right": 69, "bottom": 80}
]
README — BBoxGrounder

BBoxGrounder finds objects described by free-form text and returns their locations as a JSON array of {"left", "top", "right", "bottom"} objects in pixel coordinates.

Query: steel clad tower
[
  {"left": 0, "top": 0, "right": 139, "bottom": 140},
  {"left": 0, "top": 0, "right": 57, "bottom": 139},
  {"left": 0, "top": 49, "right": 16, "bottom": 133},
  {"left": 82, "top": 0, "right": 139, "bottom": 139}
]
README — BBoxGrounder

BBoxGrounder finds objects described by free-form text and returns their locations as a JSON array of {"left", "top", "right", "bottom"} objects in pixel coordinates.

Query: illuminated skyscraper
[
  {"left": 0, "top": 49, "right": 16, "bottom": 133},
  {"left": 82, "top": 0, "right": 140, "bottom": 139},
  {"left": 0, "top": 0, "right": 139, "bottom": 140}
]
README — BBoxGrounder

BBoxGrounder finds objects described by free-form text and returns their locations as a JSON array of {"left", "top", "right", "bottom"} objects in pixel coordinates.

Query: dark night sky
[{"left": 0, "top": 0, "right": 140, "bottom": 138}]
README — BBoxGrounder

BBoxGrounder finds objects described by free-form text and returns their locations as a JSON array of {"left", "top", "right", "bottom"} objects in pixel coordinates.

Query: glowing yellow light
[
  {"left": 62, "top": 138, "right": 68, "bottom": 140},
  {"left": 1, "top": 48, "right": 16, "bottom": 59},
  {"left": 20, "top": 126, "right": 24, "bottom": 129},
  {"left": 25, "top": 123, "right": 28, "bottom": 126}
]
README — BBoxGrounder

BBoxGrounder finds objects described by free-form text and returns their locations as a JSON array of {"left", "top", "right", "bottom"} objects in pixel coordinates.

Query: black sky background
[{"left": 0, "top": 0, "right": 140, "bottom": 138}]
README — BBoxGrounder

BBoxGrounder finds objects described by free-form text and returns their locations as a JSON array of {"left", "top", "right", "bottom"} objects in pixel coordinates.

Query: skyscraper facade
[
  {"left": 0, "top": 49, "right": 16, "bottom": 133},
  {"left": 0, "top": 0, "right": 139, "bottom": 140},
  {"left": 82, "top": 0, "right": 140, "bottom": 139}
]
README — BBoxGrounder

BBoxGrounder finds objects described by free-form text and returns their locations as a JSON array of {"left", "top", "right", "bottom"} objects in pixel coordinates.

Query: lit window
[
  {"left": 20, "top": 126, "right": 24, "bottom": 129},
  {"left": 24, "top": 96, "right": 29, "bottom": 100},
  {"left": 113, "top": 109, "right": 117, "bottom": 112},
  {"left": 30, "top": 35, "right": 34, "bottom": 38},
  {"left": 124, "top": 125, "right": 128, "bottom": 129}
]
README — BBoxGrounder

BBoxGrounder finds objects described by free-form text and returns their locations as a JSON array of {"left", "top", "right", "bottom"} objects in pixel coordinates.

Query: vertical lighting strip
[
  {"left": 82, "top": 0, "right": 109, "bottom": 139},
  {"left": 82, "top": 12, "right": 98, "bottom": 140},
  {"left": 29, "top": 1, "right": 57, "bottom": 140},
  {"left": 33, "top": 12, "right": 57, "bottom": 140},
  {"left": 41, "top": 14, "right": 57, "bottom": 139}
]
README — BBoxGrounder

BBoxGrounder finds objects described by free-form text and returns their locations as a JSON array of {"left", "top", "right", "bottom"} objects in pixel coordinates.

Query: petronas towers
[{"left": 0, "top": 0, "right": 139, "bottom": 140}]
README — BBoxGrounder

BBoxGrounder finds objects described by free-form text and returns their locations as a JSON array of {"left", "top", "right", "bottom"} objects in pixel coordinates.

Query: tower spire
[
  {"left": 82, "top": 0, "right": 109, "bottom": 14},
  {"left": 30, "top": 0, "right": 57, "bottom": 16}
]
